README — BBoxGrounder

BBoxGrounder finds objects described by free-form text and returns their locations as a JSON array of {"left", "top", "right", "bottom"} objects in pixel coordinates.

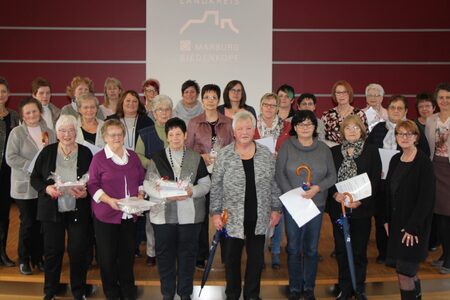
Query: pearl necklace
[{"left": 168, "top": 147, "right": 186, "bottom": 181}]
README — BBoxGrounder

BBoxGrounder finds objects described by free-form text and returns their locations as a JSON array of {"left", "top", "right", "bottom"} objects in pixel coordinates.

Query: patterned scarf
[
  {"left": 383, "top": 120, "right": 397, "bottom": 150},
  {"left": 338, "top": 139, "right": 365, "bottom": 182},
  {"left": 257, "top": 114, "right": 284, "bottom": 139}
]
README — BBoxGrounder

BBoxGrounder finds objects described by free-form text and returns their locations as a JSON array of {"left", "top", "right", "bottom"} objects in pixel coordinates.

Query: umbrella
[
  {"left": 339, "top": 192, "right": 357, "bottom": 291},
  {"left": 296, "top": 163, "right": 312, "bottom": 190},
  {"left": 198, "top": 209, "right": 229, "bottom": 297}
]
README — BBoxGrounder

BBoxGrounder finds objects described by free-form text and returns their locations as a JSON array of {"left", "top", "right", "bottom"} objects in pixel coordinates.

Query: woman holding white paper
[
  {"left": 327, "top": 115, "right": 381, "bottom": 299},
  {"left": 144, "top": 117, "right": 210, "bottom": 300},
  {"left": 275, "top": 110, "right": 336, "bottom": 300},
  {"left": 30, "top": 115, "right": 93, "bottom": 300}
]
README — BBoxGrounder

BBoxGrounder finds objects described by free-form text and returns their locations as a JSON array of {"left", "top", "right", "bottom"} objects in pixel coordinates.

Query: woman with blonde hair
[{"left": 100, "top": 77, "right": 122, "bottom": 117}]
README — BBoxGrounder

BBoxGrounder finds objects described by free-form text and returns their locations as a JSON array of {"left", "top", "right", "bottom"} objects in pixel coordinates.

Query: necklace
[
  {"left": 168, "top": 147, "right": 186, "bottom": 181},
  {"left": 60, "top": 145, "right": 73, "bottom": 161},
  {"left": 122, "top": 116, "right": 138, "bottom": 149}
]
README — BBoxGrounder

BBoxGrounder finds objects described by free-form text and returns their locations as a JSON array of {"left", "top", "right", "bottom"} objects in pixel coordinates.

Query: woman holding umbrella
[
  {"left": 385, "top": 120, "right": 435, "bottom": 300},
  {"left": 328, "top": 115, "right": 381, "bottom": 300},
  {"left": 210, "top": 111, "right": 281, "bottom": 300}
]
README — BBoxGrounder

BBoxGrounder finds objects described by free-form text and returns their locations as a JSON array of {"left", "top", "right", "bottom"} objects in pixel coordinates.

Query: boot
[
  {"left": 0, "top": 222, "right": 15, "bottom": 267},
  {"left": 414, "top": 279, "right": 421, "bottom": 300},
  {"left": 400, "top": 289, "right": 417, "bottom": 300}
]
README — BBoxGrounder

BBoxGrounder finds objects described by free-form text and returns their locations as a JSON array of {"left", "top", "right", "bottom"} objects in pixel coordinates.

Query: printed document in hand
[
  {"left": 378, "top": 148, "right": 400, "bottom": 179},
  {"left": 279, "top": 187, "right": 320, "bottom": 228},
  {"left": 255, "top": 137, "right": 276, "bottom": 154},
  {"left": 335, "top": 173, "right": 372, "bottom": 201}
]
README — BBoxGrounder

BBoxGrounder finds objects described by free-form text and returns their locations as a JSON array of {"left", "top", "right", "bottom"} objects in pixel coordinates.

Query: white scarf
[{"left": 383, "top": 120, "right": 397, "bottom": 150}]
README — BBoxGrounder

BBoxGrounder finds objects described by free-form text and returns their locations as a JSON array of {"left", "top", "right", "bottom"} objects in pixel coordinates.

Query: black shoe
[
  {"left": 196, "top": 260, "right": 206, "bottom": 270},
  {"left": 162, "top": 296, "right": 173, "bottom": 300},
  {"left": 376, "top": 256, "right": 386, "bottom": 264},
  {"left": 328, "top": 284, "right": 341, "bottom": 296},
  {"left": 32, "top": 260, "right": 45, "bottom": 272},
  {"left": 304, "top": 289, "right": 316, "bottom": 300},
  {"left": 146, "top": 255, "right": 156, "bottom": 266},
  {"left": 0, "top": 250, "right": 16, "bottom": 267},
  {"left": 180, "top": 295, "right": 191, "bottom": 300},
  {"left": 288, "top": 291, "right": 301, "bottom": 300},
  {"left": 85, "top": 284, "right": 98, "bottom": 297},
  {"left": 355, "top": 292, "right": 368, "bottom": 300},
  {"left": 19, "top": 262, "right": 32, "bottom": 275},
  {"left": 43, "top": 295, "right": 55, "bottom": 300}
]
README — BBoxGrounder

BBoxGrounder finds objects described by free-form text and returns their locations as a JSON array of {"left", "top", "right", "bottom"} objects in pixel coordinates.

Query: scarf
[
  {"left": 337, "top": 139, "right": 365, "bottom": 182},
  {"left": 173, "top": 101, "right": 204, "bottom": 124},
  {"left": 257, "top": 114, "right": 284, "bottom": 139},
  {"left": 383, "top": 120, "right": 397, "bottom": 150}
]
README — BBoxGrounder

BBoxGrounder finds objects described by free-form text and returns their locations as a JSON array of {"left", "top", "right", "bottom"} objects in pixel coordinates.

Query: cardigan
[
  {"left": 106, "top": 113, "right": 154, "bottom": 148},
  {"left": 30, "top": 143, "right": 93, "bottom": 223},
  {"left": 75, "top": 117, "right": 105, "bottom": 148},
  {"left": 88, "top": 149, "right": 145, "bottom": 224},
  {"left": 327, "top": 142, "right": 382, "bottom": 219},
  {"left": 425, "top": 113, "right": 450, "bottom": 162},
  {"left": 135, "top": 125, "right": 165, "bottom": 169},
  {"left": 210, "top": 142, "right": 282, "bottom": 239},
  {"left": 385, "top": 150, "right": 435, "bottom": 262},
  {"left": 186, "top": 112, "right": 234, "bottom": 154},
  {"left": 275, "top": 137, "right": 337, "bottom": 209},
  {"left": 5, "top": 121, "right": 56, "bottom": 199}
]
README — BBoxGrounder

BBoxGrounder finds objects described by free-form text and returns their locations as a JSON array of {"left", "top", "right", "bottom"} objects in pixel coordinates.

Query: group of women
[{"left": 0, "top": 75, "right": 448, "bottom": 300}]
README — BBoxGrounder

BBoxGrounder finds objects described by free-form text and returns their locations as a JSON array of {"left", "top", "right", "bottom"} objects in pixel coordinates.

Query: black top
[
  {"left": 243, "top": 157, "right": 257, "bottom": 222},
  {"left": 81, "top": 128, "right": 96, "bottom": 145}
]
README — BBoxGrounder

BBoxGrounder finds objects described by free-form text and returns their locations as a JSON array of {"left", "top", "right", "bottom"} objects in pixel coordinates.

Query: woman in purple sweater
[{"left": 88, "top": 119, "right": 145, "bottom": 300}]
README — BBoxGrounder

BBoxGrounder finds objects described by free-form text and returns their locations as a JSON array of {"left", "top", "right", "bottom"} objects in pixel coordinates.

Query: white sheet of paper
[
  {"left": 82, "top": 140, "right": 102, "bottom": 155},
  {"left": 27, "top": 150, "right": 42, "bottom": 174},
  {"left": 255, "top": 137, "right": 276, "bottom": 154},
  {"left": 379, "top": 148, "right": 400, "bottom": 179},
  {"left": 279, "top": 187, "right": 320, "bottom": 228},
  {"left": 365, "top": 107, "right": 383, "bottom": 132},
  {"left": 335, "top": 173, "right": 372, "bottom": 201}
]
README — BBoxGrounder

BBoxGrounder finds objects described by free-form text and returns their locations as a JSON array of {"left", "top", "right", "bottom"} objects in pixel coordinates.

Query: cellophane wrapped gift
[{"left": 48, "top": 172, "right": 88, "bottom": 193}]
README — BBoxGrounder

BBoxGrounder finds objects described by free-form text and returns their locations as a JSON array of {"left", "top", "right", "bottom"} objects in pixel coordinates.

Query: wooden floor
[{"left": 1, "top": 204, "right": 450, "bottom": 299}]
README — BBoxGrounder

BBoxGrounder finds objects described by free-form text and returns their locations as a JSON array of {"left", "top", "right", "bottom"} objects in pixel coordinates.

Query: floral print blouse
[{"left": 321, "top": 107, "right": 368, "bottom": 144}]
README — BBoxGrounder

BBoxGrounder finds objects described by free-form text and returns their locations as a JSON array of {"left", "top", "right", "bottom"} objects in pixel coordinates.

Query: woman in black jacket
[
  {"left": 328, "top": 115, "right": 381, "bottom": 300},
  {"left": 30, "top": 115, "right": 93, "bottom": 300},
  {"left": 385, "top": 120, "right": 435, "bottom": 300}
]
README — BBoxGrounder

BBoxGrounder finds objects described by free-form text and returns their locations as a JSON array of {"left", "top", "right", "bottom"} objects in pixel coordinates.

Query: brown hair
[
  {"left": 66, "top": 76, "right": 94, "bottom": 99},
  {"left": 395, "top": 120, "right": 420, "bottom": 145},
  {"left": 331, "top": 80, "right": 354, "bottom": 104},
  {"left": 31, "top": 77, "right": 52, "bottom": 95},
  {"left": 18, "top": 97, "right": 43, "bottom": 122},
  {"left": 103, "top": 77, "right": 123, "bottom": 106},
  {"left": 340, "top": 115, "right": 367, "bottom": 140},
  {"left": 115, "top": 90, "right": 147, "bottom": 118}
]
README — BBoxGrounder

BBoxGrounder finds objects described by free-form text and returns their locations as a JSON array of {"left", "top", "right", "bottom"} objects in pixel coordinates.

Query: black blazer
[
  {"left": 327, "top": 142, "right": 382, "bottom": 219},
  {"left": 30, "top": 143, "right": 93, "bottom": 223},
  {"left": 385, "top": 149, "right": 435, "bottom": 262},
  {"left": 106, "top": 113, "right": 154, "bottom": 147}
]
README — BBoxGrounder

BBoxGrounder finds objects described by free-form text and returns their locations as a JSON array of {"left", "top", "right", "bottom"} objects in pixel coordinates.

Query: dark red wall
[{"left": 1, "top": 0, "right": 450, "bottom": 117}]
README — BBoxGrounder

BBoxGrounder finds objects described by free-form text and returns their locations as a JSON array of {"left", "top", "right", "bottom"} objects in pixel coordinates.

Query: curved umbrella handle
[
  {"left": 296, "top": 164, "right": 312, "bottom": 186},
  {"left": 222, "top": 208, "right": 229, "bottom": 225},
  {"left": 341, "top": 192, "right": 353, "bottom": 217}
]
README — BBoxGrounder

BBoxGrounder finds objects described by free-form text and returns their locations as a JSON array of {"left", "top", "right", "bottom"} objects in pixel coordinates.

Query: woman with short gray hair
[{"left": 363, "top": 83, "right": 388, "bottom": 131}]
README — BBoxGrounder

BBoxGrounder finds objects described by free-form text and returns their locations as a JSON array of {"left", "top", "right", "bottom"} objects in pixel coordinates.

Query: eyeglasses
[
  {"left": 335, "top": 91, "right": 349, "bottom": 95},
  {"left": 58, "top": 128, "right": 76, "bottom": 134},
  {"left": 395, "top": 132, "right": 416, "bottom": 138},
  {"left": 388, "top": 105, "right": 405, "bottom": 111},
  {"left": 155, "top": 108, "right": 171, "bottom": 114},
  {"left": 299, "top": 102, "right": 315, "bottom": 107},
  {"left": 366, "top": 94, "right": 381, "bottom": 98},
  {"left": 107, "top": 133, "right": 124, "bottom": 138},
  {"left": 145, "top": 88, "right": 157, "bottom": 93},
  {"left": 230, "top": 88, "right": 242, "bottom": 94},
  {"left": 203, "top": 96, "right": 218, "bottom": 101},
  {"left": 262, "top": 103, "right": 278, "bottom": 109},
  {"left": 344, "top": 125, "right": 361, "bottom": 132},
  {"left": 296, "top": 122, "right": 314, "bottom": 128}
]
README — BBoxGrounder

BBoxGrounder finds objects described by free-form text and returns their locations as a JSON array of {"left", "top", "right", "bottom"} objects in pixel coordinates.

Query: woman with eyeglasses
[
  {"left": 425, "top": 83, "right": 450, "bottom": 275},
  {"left": 327, "top": 115, "right": 381, "bottom": 300},
  {"left": 384, "top": 120, "right": 435, "bottom": 300},
  {"left": 218, "top": 80, "right": 257, "bottom": 119},
  {"left": 276, "top": 110, "right": 337, "bottom": 300},
  {"left": 186, "top": 84, "right": 233, "bottom": 269},
  {"left": 142, "top": 78, "right": 160, "bottom": 120},
  {"left": 321, "top": 80, "right": 367, "bottom": 147},
  {"left": 362, "top": 83, "right": 388, "bottom": 131}
]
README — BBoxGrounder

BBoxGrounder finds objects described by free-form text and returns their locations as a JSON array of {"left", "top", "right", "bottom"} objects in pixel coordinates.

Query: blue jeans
[
  {"left": 270, "top": 213, "right": 284, "bottom": 254},
  {"left": 284, "top": 207, "right": 323, "bottom": 293}
]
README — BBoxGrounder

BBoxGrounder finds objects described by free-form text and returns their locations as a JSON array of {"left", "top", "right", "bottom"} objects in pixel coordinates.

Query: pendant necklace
[{"left": 168, "top": 147, "right": 186, "bottom": 181}]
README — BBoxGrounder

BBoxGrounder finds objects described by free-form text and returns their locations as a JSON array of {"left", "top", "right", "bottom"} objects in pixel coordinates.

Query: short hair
[
  {"left": 101, "top": 119, "right": 125, "bottom": 139},
  {"left": 152, "top": 95, "right": 173, "bottom": 112},
  {"left": 55, "top": 114, "right": 78, "bottom": 136},
  {"left": 434, "top": 82, "right": 450, "bottom": 102},
  {"left": 223, "top": 80, "right": 247, "bottom": 109},
  {"left": 66, "top": 76, "right": 94, "bottom": 99},
  {"left": 76, "top": 93, "right": 100, "bottom": 110},
  {"left": 142, "top": 78, "right": 160, "bottom": 94},
  {"left": 395, "top": 120, "right": 420, "bottom": 145},
  {"left": 181, "top": 80, "right": 200, "bottom": 94},
  {"left": 0, "top": 77, "right": 10, "bottom": 91},
  {"left": 276, "top": 84, "right": 295, "bottom": 100},
  {"left": 415, "top": 92, "right": 435, "bottom": 109},
  {"left": 260, "top": 92, "right": 280, "bottom": 107},
  {"left": 365, "top": 83, "right": 385, "bottom": 97},
  {"left": 18, "top": 96, "right": 43, "bottom": 121},
  {"left": 165, "top": 117, "right": 187, "bottom": 135},
  {"left": 201, "top": 84, "right": 221, "bottom": 99},
  {"left": 31, "top": 77, "right": 52, "bottom": 95},
  {"left": 297, "top": 93, "right": 317, "bottom": 106},
  {"left": 103, "top": 77, "right": 123, "bottom": 106},
  {"left": 388, "top": 95, "right": 408, "bottom": 110},
  {"left": 331, "top": 80, "right": 354, "bottom": 104},
  {"left": 115, "top": 90, "right": 147, "bottom": 118},
  {"left": 290, "top": 110, "right": 318, "bottom": 137},
  {"left": 232, "top": 110, "right": 256, "bottom": 130},
  {"left": 340, "top": 115, "right": 367, "bottom": 140}
]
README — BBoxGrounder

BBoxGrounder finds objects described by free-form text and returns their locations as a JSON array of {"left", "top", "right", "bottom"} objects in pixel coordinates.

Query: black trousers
[
  {"left": 197, "top": 193, "right": 210, "bottom": 262},
  {"left": 225, "top": 221, "right": 265, "bottom": 300},
  {"left": 437, "top": 214, "right": 450, "bottom": 268},
  {"left": 42, "top": 214, "right": 89, "bottom": 299},
  {"left": 94, "top": 217, "right": 136, "bottom": 300},
  {"left": 153, "top": 222, "right": 201, "bottom": 298},
  {"left": 374, "top": 215, "right": 387, "bottom": 259},
  {"left": 333, "top": 216, "right": 371, "bottom": 296},
  {"left": 14, "top": 198, "right": 43, "bottom": 264}
]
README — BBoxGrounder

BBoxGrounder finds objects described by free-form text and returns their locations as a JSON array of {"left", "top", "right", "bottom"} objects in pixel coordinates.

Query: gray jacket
[
  {"left": 5, "top": 121, "right": 56, "bottom": 199},
  {"left": 275, "top": 136, "right": 337, "bottom": 209},
  {"left": 0, "top": 109, "right": 19, "bottom": 166},
  {"left": 210, "top": 142, "right": 282, "bottom": 239}
]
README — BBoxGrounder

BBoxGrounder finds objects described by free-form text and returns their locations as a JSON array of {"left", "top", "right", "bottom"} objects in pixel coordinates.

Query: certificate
[
  {"left": 378, "top": 148, "right": 400, "bottom": 179},
  {"left": 279, "top": 187, "right": 320, "bottom": 228},
  {"left": 159, "top": 181, "right": 188, "bottom": 198},
  {"left": 335, "top": 173, "right": 372, "bottom": 202},
  {"left": 255, "top": 136, "right": 276, "bottom": 154}
]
